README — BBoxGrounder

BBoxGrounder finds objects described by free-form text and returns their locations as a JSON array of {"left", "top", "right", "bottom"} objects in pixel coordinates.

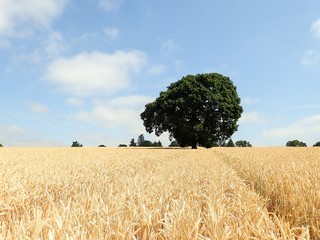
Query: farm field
[{"left": 0, "top": 147, "right": 319, "bottom": 239}]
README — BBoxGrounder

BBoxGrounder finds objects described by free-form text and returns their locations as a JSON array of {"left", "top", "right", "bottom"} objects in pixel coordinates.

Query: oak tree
[{"left": 140, "top": 73, "right": 243, "bottom": 149}]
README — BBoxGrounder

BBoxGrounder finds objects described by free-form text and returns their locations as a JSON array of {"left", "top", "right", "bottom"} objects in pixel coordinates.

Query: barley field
[{"left": 0, "top": 147, "right": 319, "bottom": 239}]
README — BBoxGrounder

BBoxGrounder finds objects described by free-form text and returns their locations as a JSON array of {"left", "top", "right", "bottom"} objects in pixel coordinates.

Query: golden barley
[
  {"left": 217, "top": 147, "right": 320, "bottom": 239},
  {"left": 0, "top": 147, "right": 316, "bottom": 239}
]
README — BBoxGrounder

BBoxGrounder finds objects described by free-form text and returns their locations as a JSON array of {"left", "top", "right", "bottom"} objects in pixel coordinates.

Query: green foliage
[
  {"left": 137, "top": 134, "right": 145, "bottom": 146},
  {"left": 235, "top": 140, "right": 252, "bottom": 147},
  {"left": 142, "top": 140, "right": 153, "bottom": 147},
  {"left": 0, "top": 144, "right": 3, "bottom": 147},
  {"left": 286, "top": 140, "right": 307, "bottom": 147},
  {"left": 140, "top": 73, "right": 243, "bottom": 149},
  {"left": 226, "top": 139, "right": 235, "bottom": 147},
  {"left": 313, "top": 142, "right": 320, "bottom": 147},
  {"left": 71, "top": 141, "right": 83, "bottom": 147},
  {"left": 153, "top": 141, "right": 162, "bottom": 147},
  {"left": 129, "top": 138, "right": 137, "bottom": 147},
  {"left": 118, "top": 144, "right": 127, "bottom": 147},
  {"left": 211, "top": 142, "right": 220, "bottom": 147},
  {"left": 169, "top": 141, "right": 180, "bottom": 147},
  {"left": 98, "top": 144, "right": 106, "bottom": 147},
  {"left": 136, "top": 134, "right": 163, "bottom": 147}
]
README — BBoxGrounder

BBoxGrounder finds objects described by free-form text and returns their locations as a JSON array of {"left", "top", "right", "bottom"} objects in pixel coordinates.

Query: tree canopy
[
  {"left": 136, "top": 134, "right": 162, "bottom": 147},
  {"left": 286, "top": 140, "right": 307, "bottom": 147},
  {"left": 140, "top": 73, "right": 243, "bottom": 149},
  {"left": 169, "top": 140, "right": 180, "bottom": 147},
  {"left": 235, "top": 140, "right": 252, "bottom": 147},
  {"left": 314, "top": 141, "right": 320, "bottom": 147},
  {"left": 129, "top": 138, "right": 137, "bottom": 147},
  {"left": 71, "top": 141, "right": 83, "bottom": 147}
]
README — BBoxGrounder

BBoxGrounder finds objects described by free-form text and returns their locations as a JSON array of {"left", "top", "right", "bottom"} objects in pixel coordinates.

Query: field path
[{"left": 216, "top": 147, "right": 320, "bottom": 239}]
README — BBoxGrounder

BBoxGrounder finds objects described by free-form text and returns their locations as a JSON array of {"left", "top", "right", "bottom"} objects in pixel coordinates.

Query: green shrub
[
  {"left": 313, "top": 142, "right": 320, "bottom": 147},
  {"left": 118, "top": 144, "right": 127, "bottom": 147},
  {"left": 71, "top": 141, "right": 83, "bottom": 147},
  {"left": 235, "top": 140, "right": 252, "bottom": 147},
  {"left": 286, "top": 140, "right": 307, "bottom": 147}
]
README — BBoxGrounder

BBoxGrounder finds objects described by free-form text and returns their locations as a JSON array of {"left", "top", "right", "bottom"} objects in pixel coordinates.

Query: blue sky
[{"left": 1, "top": 0, "right": 320, "bottom": 147}]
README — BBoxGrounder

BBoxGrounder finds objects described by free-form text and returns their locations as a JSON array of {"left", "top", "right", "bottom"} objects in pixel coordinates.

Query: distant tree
[
  {"left": 71, "top": 141, "right": 83, "bottom": 147},
  {"left": 0, "top": 144, "right": 3, "bottom": 147},
  {"left": 140, "top": 73, "right": 243, "bottom": 149},
  {"left": 155, "top": 140, "right": 163, "bottom": 147},
  {"left": 135, "top": 134, "right": 162, "bottom": 147},
  {"left": 150, "top": 141, "right": 163, "bottom": 147},
  {"left": 137, "top": 134, "right": 145, "bottom": 146},
  {"left": 235, "top": 140, "right": 252, "bottom": 147},
  {"left": 98, "top": 144, "right": 106, "bottom": 147},
  {"left": 225, "top": 139, "right": 235, "bottom": 147},
  {"left": 286, "top": 140, "right": 307, "bottom": 147},
  {"left": 313, "top": 141, "right": 320, "bottom": 147},
  {"left": 169, "top": 140, "right": 179, "bottom": 147},
  {"left": 129, "top": 138, "right": 137, "bottom": 147},
  {"left": 118, "top": 144, "right": 127, "bottom": 147},
  {"left": 142, "top": 140, "right": 153, "bottom": 147}
]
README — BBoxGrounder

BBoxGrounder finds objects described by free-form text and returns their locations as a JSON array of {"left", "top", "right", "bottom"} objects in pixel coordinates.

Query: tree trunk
[{"left": 191, "top": 144, "right": 197, "bottom": 149}]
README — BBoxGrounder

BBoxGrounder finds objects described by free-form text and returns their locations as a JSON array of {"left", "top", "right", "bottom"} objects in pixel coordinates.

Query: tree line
[
  {"left": 286, "top": 140, "right": 320, "bottom": 147},
  {"left": 2, "top": 139, "right": 320, "bottom": 148},
  {"left": 66, "top": 139, "right": 320, "bottom": 148},
  {"left": 119, "top": 134, "right": 163, "bottom": 147}
]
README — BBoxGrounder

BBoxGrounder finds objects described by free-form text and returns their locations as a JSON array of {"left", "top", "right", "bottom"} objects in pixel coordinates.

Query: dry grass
[{"left": 0, "top": 147, "right": 316, "bottom": 239}]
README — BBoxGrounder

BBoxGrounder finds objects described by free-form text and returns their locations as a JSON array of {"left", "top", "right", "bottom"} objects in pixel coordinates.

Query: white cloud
[
  {"left": 14, "top": 50, "right": 42, "bottom": 65},
  {"left": 65, "top": 98, "right": 86, "bottom": 107},
  {"left": 311, "top": 18, "right": 320, "bottom": 38},
  {"left": 27, "top": 102, "right": 49, "bottom": 114},
  {"left": 301, "top": 50, "right": 320, "bottom": 66},
  {"left": 45, "top": 31, "right": 65, "bottom": 58},
  {"left": 99, "top": 0, "right": 123, "bottom": 11},
  {"left": 263, "top": 114, "right": 320, "bottom": 144},
  {"left": 0, "top": 0, "right": 69, "bottom": 36},
  {"left": 2, "top": 30, "right": 65, "bottom": 65},
  {"left": 239, "top": 112, "right": 266, "bottom": 124},
  {"left": 104, "top": 27, "right": 119, "bottom": 40},
  {"left": 75, "top": 95, "right": 153, "bottom": 133},
  {"left": 0, "top": 123, "right": 66, "bottom": 146},
  {"left": 46, "top": 50, "right": 147, "bottom": 96}
]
